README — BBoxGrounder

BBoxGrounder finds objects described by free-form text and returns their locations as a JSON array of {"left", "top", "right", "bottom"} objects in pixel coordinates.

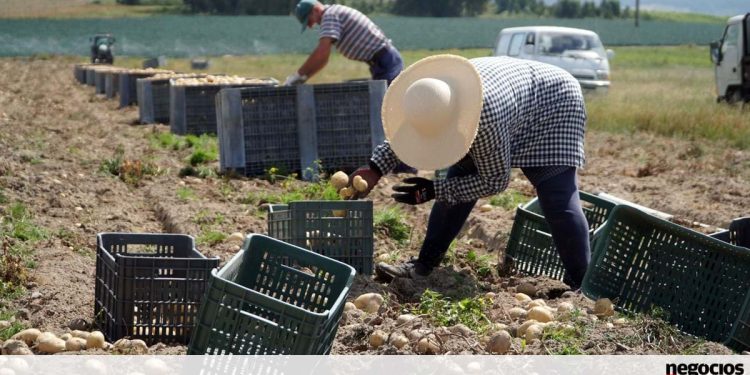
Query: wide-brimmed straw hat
[{"left": 382, "top": 54, "right": 483, "bottom": 171}]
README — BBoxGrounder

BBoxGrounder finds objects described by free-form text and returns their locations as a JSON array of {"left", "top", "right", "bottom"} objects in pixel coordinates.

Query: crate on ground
[
  {"left": 94, "top": 68, "right": 109, "bottom": 95},
  {"left": 581, "top": 205, "right": 750, "bottom": 345},
  {"left": 73, "top": 64, "right": 89, "bottom": 84},
  {"left": 85, "top": 66, "right": 97, "bottom": 86},
  {"left": 94, "top": 233, "right": 219, "bottom": 345},
  {"left": 188, "top": 234, "right": 356, "bottom": 355},
  {"left": 137, "top": 74, "right": 209, "bottom": 124},
  {"left": 217, "top": 81, "right": 386, "bottom": 180},
  {"left": 105, "top": 71, "right": 120, "bottom": 99},
  {"left": 713, "top": 217, "right": 750, "bottom": 351},
  {"left": 503, "top": 191, "right": 616, "bottom": 280},
  {"left": 267, "top": 201, "right": 374, "bottom": 275},
  {"left": 119, "top": 69, "right": 171, "bottom": 108},
  {"left": 170, "top": 77, "right": 276, "bottom": 135}
]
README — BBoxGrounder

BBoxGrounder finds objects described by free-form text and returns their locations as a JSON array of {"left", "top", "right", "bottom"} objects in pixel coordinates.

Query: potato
[
  {"left": 86, "top": 331, "right": 106, "bottom": 349},
  {"left": 593, "top": 298, "right": 615, "bottom": 317},
  {"left": 487, "top": 330, "right": 512, "bottom": 354},
  {"left": 613, "top": 318, "right": 627, "bottom": 326},
  {"left": 129, "top": 339, "right": 148, "bottom": 354},
  {"left": 479, "top": 204, "right": 493, "bottom": 212},
  {"left": 525, "top": 324, "right": 544, "bottom": 342},
  {"left": 330, "top": 171, "right": 349, "bottom": 190},
  {"left": 36, "top": 335, "right": 66, "bottom": 354},
  {"left": 416, "top": 336, "right": 440, "bottom": 354},
  {"left": 353, "top": 293, "right": 384, "bottom": 312},
  {"left": 389, "top": 333, "right": 409, "bottom": 349},
  {"left": 369, "top": 330, "right": 387, "bottom": 348},
  {"left": 65, "top": 337, "right": 87, "bottom": 351},
  {"left": 114, "top": 338, "right": 132, "bottom": 350},
  {"left": 352, "top": 175, "right": 368, "bottom": 192},
  {"left": 338, "top": 187, "right": 354, "bottom": 199},
  {"left": 396, "top": 314, "right": 416, "bottom": 325},
  {"left": 343, "top": 302, "right": 357, "bottom": 312},
  {"left": 514, "top": 293, "right": 531, "bottom": 303},
  {"left": 557, "top": 301, "right": 575, "bottom": 313},
  {"left": 11, "top": 328, "right": 41, "bottom": 345},
  {"left": 60, "top": 333, "right": 72, "bottom": 341},
  {"left": 527, "top": 306, "right": 554, "bottom": 323},
  {"left": 331, "top": 209, "right": 347, "bottom": 218},
  {"left": 35, "top": 331, "right": 58, "bottom": 344},
  {"left": 508, "top": 307, "right": 527, "bottom": 320},
  {"left": 516, "top": 282, "right": 537, "bottom": 296},
  {"left": 517, "top": 320, "right": 539, "bottom": 338},
  {"left": 408, "top": 329, "right": 429, "bottom": 342},
  {"left": 2, "top": 339, "right": 32, "bottom": 355},
  {"left": 71, "top": 330, "right": 90, "bottom": 340}
]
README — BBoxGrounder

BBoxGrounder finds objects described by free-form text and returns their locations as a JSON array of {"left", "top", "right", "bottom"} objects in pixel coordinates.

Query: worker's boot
[{"left": 375, "top": 258, "right": 432, "bottom": 282}]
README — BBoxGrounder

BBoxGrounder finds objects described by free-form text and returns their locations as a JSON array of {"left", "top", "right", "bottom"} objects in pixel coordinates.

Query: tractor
[{"left": 90, "top": 34, "right": 116, "bottom": 64}]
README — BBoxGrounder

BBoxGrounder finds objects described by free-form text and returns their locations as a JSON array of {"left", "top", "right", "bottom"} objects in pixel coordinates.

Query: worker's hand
[
  {"left": 283, "top": 72, "right": 308, "bottom": 86},
  {"left": 348, "top": 166, "right": 381, "bottom": 199},
  {"left": 392, "top": 177, "right": 435, "bottom": 205}
]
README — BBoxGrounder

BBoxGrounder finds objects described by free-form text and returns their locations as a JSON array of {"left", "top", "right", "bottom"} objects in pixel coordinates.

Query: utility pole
[{"left": 635, "top": 0, "right": 640, "bottom": 27}]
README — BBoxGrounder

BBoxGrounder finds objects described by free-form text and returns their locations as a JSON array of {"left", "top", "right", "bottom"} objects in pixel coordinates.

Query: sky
[{"left": 543, "top": 0, "right": 747, "bottom": 17}]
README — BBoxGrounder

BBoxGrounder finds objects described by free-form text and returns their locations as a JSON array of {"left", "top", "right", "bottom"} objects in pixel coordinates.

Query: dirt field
[{"left": 0, "top": 56, "right": 748, "bottom": 355}]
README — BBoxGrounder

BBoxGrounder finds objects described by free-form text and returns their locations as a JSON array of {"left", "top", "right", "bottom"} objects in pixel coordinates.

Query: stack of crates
[
  {"left": 216, "top": 81, "right": 386, "bottom": 180},
  {"left": 94, "top": 233, "right": 219, "bottom": 345},
  {"left": 188, "top": 234, "right": 355, "bottom": 355}
]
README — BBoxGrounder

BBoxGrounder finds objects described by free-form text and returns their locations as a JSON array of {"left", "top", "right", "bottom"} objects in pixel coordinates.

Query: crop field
[{"left": 0, "top": 16, "right": 725, "bottom": 57}]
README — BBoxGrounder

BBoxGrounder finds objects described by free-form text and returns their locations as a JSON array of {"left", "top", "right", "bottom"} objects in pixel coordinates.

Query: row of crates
[
  {"left": 73, "top": 63, "right": 386, "bottom": 180},
  {"left": 504, "top": 192, "right": 750, "bottom": 352}
]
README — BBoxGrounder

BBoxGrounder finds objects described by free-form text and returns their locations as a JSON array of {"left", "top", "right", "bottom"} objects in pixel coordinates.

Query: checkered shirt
[
  {"left": 371, "top": 56, "right": 587, "bottom": 205},
  {"left": 319, "top": 5, "right": 390, "bottom": 62}
]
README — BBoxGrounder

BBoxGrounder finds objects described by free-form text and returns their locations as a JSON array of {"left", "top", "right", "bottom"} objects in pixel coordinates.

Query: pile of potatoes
[
  {"left": 146, "top": 73, "right": 206, "bottom": 81},
  {"left": 1, "top": 328, "right": 149, "bottom": 355},
  {"left": 124, "top": 68, "right": 173, "bottom": 75},
  {"left": 330, "top": 171, "right": 368, "bottom": 200},
  {"left": 172, "top": 75, "right": 272, "bottom": 86}
]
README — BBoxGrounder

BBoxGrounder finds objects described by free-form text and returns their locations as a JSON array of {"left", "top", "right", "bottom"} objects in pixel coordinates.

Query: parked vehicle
[
  {"left": 493, "top": 26, "right": 614, "bottom": 92},
  {"left": 710, "top": 13, "right": 749, "bottom": 104}
]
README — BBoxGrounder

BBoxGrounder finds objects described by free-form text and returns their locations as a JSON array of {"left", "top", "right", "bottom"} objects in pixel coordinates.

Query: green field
[{"left": 111, "top": 45, "right": 747, "bottom": 149}]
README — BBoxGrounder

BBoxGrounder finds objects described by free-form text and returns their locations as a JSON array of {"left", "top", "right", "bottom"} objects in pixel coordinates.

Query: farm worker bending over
[
  {"left": 350, "top": 55, "right": 591, "bottom": 289},
  {"left": 284, "top": 0, "right": 404, "bottom": 86}
]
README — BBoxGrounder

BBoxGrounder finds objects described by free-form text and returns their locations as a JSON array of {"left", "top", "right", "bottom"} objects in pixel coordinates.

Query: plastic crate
[
  {"left": 94, "top": 233, "right": 220, "bottom": 345},
  {"left": 94, "top": 69, "right": 108, "bottom": 95},
  {"left": 715, "top": 217, "right": 750, "bottom": 351},
  {"left": 105, "top": 71, "right": 120, "bottom": 99},
  {"left": 119, "top": 72, "right": 160, "bottom": 108},
  {"left": 217, "top": 81, "right": 386, "bottom": 180},
  {"left": 188, "top": 234, "right": 356, "bottom": 355},
  {"left": 85, "top": 67, "right": 96, "bottom": 86},
  {"left": 503, "top": 191, "right": 617, "bottom": 280},
  {"left": 137, "top": 78, "right": 173, "bottom": 124},
  {"left": 171, "top": 80, "right": 275, "bottom": 136},
  {"left": 267, "top": 201, "right": 374, "bottom": 275},
  {"left": 73, "top": 64, "right": 87, "bottom": 84},
  {"left": 581, "top": 205, "right": 750, "bottom": 344}
]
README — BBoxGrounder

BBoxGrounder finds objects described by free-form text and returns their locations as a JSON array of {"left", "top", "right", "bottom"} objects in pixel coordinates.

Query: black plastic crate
[
  {"left": 85, "top": 66, "right": 96, "bottom": 86},
  {"left": 73, "top": 64, "right": 88, "bottom": 84},
  {"left": 171, "top": 80, "right": 275, "bottom": 136},
  {"left": 119, "top": 72, "right": 162, "bottom": 108},
  {"left": 188, "top": 234, "right": 355, "bottom": 355},
  {"left": 582, "top": 206, "right": 750, "bottom": 345},
  {"left": 217, "top": 81, "right": 386, "bottom": 180},
  {"left": 105, "top": 71, "right": 120, "bottom": 99},
  {"left": 94, "top": 69, "right": 109, "bottom": 95},
  {"left": 267, "top": 201, "right": 374, "bottom": 275},
  {"left": 94, "top": 233, "right": 219, "bottom": 345},
  {"left": 137, "top": 78, "right": 173, "bottom": 124}
]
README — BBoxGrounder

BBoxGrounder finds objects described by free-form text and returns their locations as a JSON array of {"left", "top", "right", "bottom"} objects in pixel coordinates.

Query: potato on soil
[
  {"left": 11, "top": 329, "right": 41, "bottom": 345},
  {"left": 389, "top": 334, "right": 409, "bottom": 349},
  {"left": 36, "top": 335, "right": 66, "bottom": 354},
  {"left": 65, "top": 337, "right": 87, "bottom": 351},
  {"left": 517, "top": 320, "right": 539, "bottom": 337},
  {"left": 86, "top": 331, "right": 106, "bottom": 349},
  {"left": 527, "top": 306, "right": 554, "bottom": 323},
  {"left": 354, "top": 293, "right": 384, "bottom": 313},
  {"left": 525, "top": 324, "right": 544, "bottom": 342},
  {"left": 487, "top": 330, "right": 512, "bottom": 354},
  {"left": 369, "top": 330, "right": 387, "bottom": 348},
  {"left": 593, "top": 298, "right": 615, "bottom": 317},
  {"left": 514, "top": 293, "right": 531, "bottom": 303},
  {"left": 416, "top": 336, "right": 440, "bottom": 354}
]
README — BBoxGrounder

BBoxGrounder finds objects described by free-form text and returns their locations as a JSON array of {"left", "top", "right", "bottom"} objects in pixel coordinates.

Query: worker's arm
[{"left": 297, "top": 37, "right": 334, "bottom": 79}]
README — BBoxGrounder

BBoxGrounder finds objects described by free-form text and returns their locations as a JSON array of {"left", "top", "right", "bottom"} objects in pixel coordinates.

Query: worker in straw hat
[
  {"left": 350, "top": 54, "right": 591, "bottom": 289},
  {"left": 284, "top": 0, "right": 404, "bottom": 86}
]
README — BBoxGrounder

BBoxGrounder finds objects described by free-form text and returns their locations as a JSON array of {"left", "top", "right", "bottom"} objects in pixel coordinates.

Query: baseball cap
[{"left": 295, "top": 0, "right": 316, "bottom": 33}]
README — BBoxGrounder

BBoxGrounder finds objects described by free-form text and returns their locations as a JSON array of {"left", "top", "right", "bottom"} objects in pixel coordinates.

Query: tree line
[{"left": 119, "top": 0, "right": 629, "bottom": 18}]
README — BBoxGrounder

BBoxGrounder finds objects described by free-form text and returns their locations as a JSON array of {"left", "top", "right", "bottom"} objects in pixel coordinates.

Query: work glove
[
  {"left": 283, "top": 72, "right": 308, "bottom": 86},
  {"left": 392, "top": 177, "right": 435, "bottom": 205},
  {"left": 348, "top": 165, "right": 382, "bottom": 199}
]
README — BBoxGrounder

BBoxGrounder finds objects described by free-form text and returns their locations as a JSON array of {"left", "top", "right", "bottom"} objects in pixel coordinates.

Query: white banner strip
[{"left": 0, "top": 355, "right": 748, "bottom": 375}]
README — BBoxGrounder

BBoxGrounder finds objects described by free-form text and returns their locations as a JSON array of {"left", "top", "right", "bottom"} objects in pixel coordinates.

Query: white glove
[{"left": 283, "top": 72, "right": 308, "bottom": 86}]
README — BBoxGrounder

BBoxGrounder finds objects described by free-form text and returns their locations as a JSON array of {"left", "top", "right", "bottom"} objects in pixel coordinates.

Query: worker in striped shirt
[{"left": 284, "top": 0, "right": 404, "bottom": 86}]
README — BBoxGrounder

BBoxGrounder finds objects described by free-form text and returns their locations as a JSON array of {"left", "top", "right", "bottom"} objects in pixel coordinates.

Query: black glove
[{"left": 392, "top": 177, "right": 435, "bottom": 205}]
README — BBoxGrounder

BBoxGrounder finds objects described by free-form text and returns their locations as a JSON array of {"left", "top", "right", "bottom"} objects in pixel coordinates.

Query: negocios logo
[{"left": 666, "top": 363, "right": 745, "bottom": 375}]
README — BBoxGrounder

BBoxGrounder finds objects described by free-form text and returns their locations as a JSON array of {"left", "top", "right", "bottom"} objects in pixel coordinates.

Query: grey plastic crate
[
  {"left": 217, "top": 81, "right": 386, "bottom": 180},
  {"left": 137, "top": 78, "right": 173, "bottom": 124},
  {"left": 170, "top": 80, "right": 275, "bottom": 135},
  {"left": 85, "top": 67, "right": 96, "bottom": 86},
  {"left": 267, "top": 201, "right": 374, "bottom": 275},
  {"left": 94, "top": 69, "right": 108, "bottom": 94},
  {"left": 94, "top": 233, "right": 219, "bottom": 345},
  {"left": 73, "top": 64, "right": 87, "bottom": 84},
  {"left": 119, "top": 72, "right": 159, "bottom": 108},
  {"left": 105, "top": 71, "right": 120, "bottom": 99}
]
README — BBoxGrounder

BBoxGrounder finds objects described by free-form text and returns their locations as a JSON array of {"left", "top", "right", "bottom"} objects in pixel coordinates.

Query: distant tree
[
  {"left": 622, "top": 5, "right": 631, "bottom": 18},
  {"left": 554, "top": 0, "right": 581, "bottom": 18},
  {"left": 116, "top": 0, "right": 141, "bottom": 4},
  {"left": 581, "top": 1, "right": 597, "bottom": 17},
  {"left": 463, "top": 0, "right": 487, "bottom": 16},
  {"left": 599, "top": 0, "right": 621, "bottom": 19},
  {"left": 392, "top": 0, "right": 464, "bottom": 17}
]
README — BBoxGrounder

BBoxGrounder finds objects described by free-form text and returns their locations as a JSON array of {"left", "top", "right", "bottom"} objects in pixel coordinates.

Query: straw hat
[{"left": 382, "top": 54, "right": 483, "bottom": 171}]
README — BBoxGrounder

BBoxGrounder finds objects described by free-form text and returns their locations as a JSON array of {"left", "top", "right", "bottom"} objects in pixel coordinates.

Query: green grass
[
  {"left": 197, "top": 230, "right": 226, "bottom": 246},
  {"left": 374, "top": 207, "right": 411, "bottom": 245},
  {"left": 488, "top": 189, "right": 529, "bottom": 210},
  {"left": 542, "top": 323, "right": 586, "bottom": 355},
  {"left": 176, "top": 187, "right": 195, "bottom": 201},
  {"left": 0, "top": 202, "right": 45, "bottom": 300},
  {"left": 0, "top": 311, "right": 26, "bottom": 341},
  {"left": 465, "top": 249, "right": 493, "bottom": 278},
  {"left": 413, "top": 289, "right": 493, "bottom": 334},
  {"left": 0, "top": 0, "right": 182, "bottom": 19},
  {"left": 639, "top": 10, "right": 726, "bottom": 24}
]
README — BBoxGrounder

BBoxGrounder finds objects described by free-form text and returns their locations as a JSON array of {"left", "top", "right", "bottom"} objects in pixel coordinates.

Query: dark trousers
[
  {"left": 416, "top": 156, "right": 591, "bottom": 288},
  {"left": 368, "top": 45, "right": 403, "bottom": 85}
]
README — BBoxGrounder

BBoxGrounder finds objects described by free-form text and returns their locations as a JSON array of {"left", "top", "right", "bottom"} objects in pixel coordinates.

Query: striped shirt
[
  {"left": 371, "top": 57, "right": 587, "bottom": 205},
  {"left": 319, "top": 5, "right": 390, "bottom": 62}
]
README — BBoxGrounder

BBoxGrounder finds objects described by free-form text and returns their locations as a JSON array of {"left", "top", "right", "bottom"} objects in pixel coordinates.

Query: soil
[{"left": 0, "top": 56, "right": 748, "bottom": 355}]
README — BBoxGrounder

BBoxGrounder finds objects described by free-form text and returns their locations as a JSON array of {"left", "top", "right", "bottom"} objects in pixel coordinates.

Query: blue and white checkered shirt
[
  {"left": 319, "top": 5, "right": 390, "bottom": 62},
  {"left": 371, "top": 57, "right": 587, "bottom": 205}
]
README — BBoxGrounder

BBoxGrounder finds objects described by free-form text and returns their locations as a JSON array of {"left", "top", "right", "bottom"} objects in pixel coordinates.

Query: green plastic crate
[
  {"left": 582, "top": 206, "right": 750, "bottom": 345},
  {"left": 188, "top": 234, "right": 356, "bottom": 355},
  {"left": 503, "top": 191, "right": 616, "bottom": 280},
  {"left": 267, "top": 201, "right": 374, "bottom": 275}
]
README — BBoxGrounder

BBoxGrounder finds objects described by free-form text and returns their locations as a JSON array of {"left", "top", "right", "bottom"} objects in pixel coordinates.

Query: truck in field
[{"left": 710, "top": 13, "right": 749, "bottom": 104}]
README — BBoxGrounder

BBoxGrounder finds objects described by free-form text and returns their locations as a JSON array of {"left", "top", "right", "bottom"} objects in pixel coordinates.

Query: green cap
[{"left": 295, "top": 0, "right": 316, "bottom": 33}]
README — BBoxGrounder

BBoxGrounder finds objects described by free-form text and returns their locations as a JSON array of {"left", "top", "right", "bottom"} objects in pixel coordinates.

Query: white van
[
  {"left": 493, "top": 26, "right": 614, "bottom": 92},
  {"left": 710, "top": 13, "right": 749, "bottom": 103}
]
